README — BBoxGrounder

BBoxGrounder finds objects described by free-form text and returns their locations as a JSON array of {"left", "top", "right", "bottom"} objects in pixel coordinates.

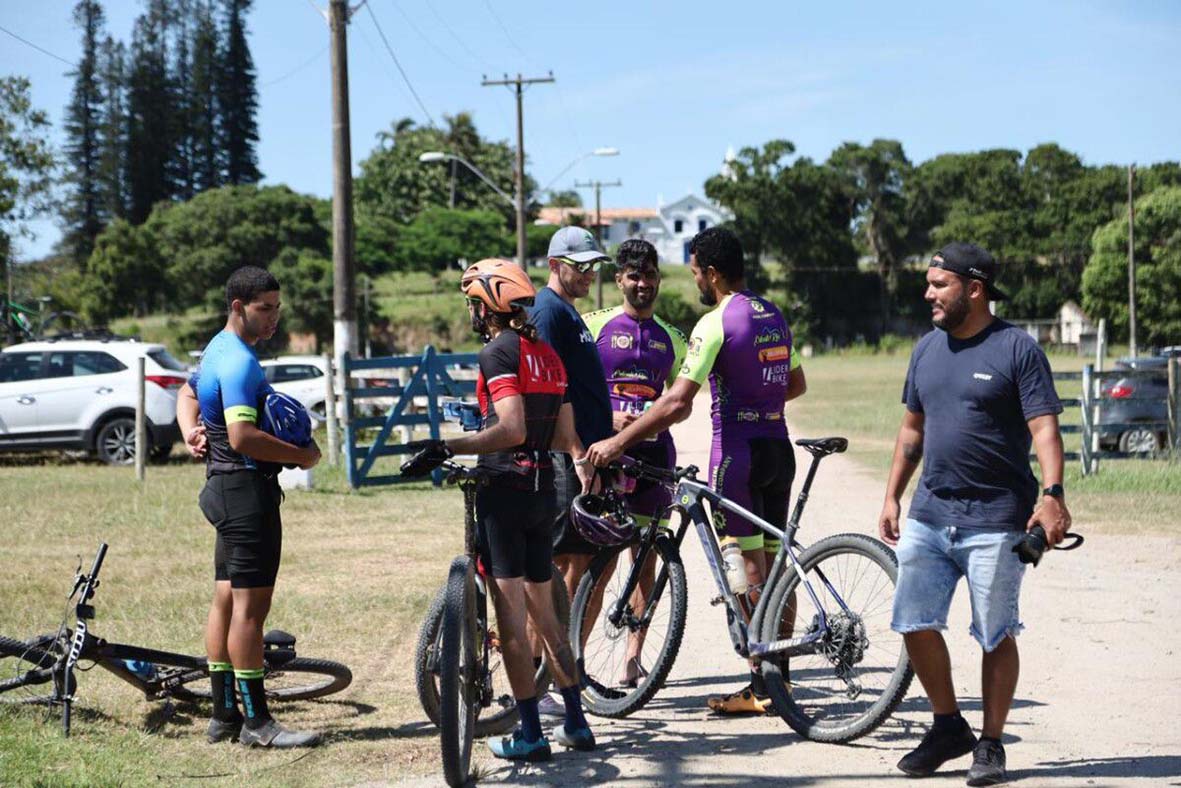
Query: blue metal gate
[{"left": 343, "top": 346, "right": 477, "bottom": 488}]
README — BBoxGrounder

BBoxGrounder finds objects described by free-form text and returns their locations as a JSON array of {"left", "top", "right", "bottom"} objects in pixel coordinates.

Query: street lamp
[
  {"left": 418, "top": 146, "right": 619, "bottom": 266},
  {"left": 418, "top": 151, "right": 517, "bottom": 210}
]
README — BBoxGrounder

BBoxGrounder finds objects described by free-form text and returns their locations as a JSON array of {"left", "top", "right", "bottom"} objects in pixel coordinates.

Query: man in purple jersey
[
  {"left": 582, "top": 239, "right": 687, "bottom": 685},
  {"left": 586, "top": 227, "right": 807, "bottom": 713}
]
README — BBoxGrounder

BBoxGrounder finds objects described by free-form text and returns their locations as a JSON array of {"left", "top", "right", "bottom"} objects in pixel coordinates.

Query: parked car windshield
[{"left": 147, "top": 348, "right": 190, "bottom": 372}]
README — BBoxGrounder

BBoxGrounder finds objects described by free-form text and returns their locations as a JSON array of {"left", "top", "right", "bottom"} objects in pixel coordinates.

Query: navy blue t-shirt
[
  {"left": 528, "top": 286, "right": 612, "bottom": 445},
  {"left": 903, "top": 320, "right": 1062, "bottom": 531}
]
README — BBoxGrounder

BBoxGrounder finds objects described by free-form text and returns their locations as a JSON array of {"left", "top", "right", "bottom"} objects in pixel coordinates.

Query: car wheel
[
  {"left": 309, "top": 401, "right": 327, "bottom": 424},
  {"left": 95, "top": 417, "right": 137, "bottom": 465},
  {"left": 1118, "top": 427, "right": 1162, "bottom": 455}
]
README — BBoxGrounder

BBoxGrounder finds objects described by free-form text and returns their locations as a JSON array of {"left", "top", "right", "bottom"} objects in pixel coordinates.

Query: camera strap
[{"left": 1053, "top": 532, "right": 1085, "bottom": 551}]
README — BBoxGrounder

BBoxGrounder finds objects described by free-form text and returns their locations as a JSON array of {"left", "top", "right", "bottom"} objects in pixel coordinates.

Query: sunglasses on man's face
[{"left": 560, "top": 257, "right": 601, "bottom": 275}]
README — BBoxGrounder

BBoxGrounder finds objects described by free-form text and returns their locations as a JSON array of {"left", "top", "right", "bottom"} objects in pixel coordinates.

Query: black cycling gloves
[{"left": 400, "top": 439, "right": 454, "bottom": 477}]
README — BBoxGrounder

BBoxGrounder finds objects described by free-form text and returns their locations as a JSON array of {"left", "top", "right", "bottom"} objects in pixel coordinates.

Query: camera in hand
[{"left": 1012, "top": 526, "right": 1085, "bottom": 567}]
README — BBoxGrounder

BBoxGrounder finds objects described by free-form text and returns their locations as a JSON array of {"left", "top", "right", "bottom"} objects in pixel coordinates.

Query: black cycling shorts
[
  {"left": 198, "top": 470, "right": 283, "bottom": 589},
  {"left": 476, "top": 485, "right": 556, "bottom": 582},
  {"left": 550, "top": 452, "right": 599, "bottom": 556}
]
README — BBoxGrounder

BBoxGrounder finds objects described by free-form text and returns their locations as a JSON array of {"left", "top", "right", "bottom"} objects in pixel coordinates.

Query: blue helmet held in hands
[{"left": 260, "top": 391, "right": 312, "bottom": 447}]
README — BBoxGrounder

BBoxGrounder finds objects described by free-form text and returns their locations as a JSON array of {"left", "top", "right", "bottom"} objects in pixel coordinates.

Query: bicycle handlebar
[{"left": 612, "top": 458, "right": 700, "bottom": 486}]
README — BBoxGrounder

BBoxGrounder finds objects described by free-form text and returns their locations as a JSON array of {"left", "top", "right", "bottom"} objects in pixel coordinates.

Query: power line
[
  {"left": 481, "top": 0, "right": 531, "bottom": 66},
  {"left": 0, "top": 24, "right": 74, "bottom": 67},
  {"left": 423, "top": 0, "right": 492, "bottom": 70},
  {"left": 386, "top": 0, "right": 465, "bottom": 73},
  {"left": 363, "top": 1, "right": 438, "bottom": 128},
  {"left": 261, "top": 44, "right": 330, "bottom": 87}
]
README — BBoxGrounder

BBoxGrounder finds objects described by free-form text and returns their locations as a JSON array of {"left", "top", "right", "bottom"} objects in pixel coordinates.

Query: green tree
[
  {"left": 97, "top": 35, "right": 128, "bottom": 221},
  {"left": 126, "top": 0, "right": 176, "bottom": 223},
  {"left": 828, "top": 139, "right": 914, "bottom": 324},
  {"left": 190, "top": 0, "right": 221, "bottom": 191},
  {"left": 268, "top": 247, "right": 333, "bottom": 348},
  {"left": 395, "top": 207, "right": 509, "bottom": 271},
  {"left": 1082, "top": 187, "right": 1181, "bottom": 346},
  {"left": 218, "top": 0, "right": 261, "bottom": 184},
  {"left": 81, "top": 217, "right": 164, "bottom": 319},
  {"left": 355, "top": 114, "right": 531, "bottom": 230},
  {"left": 170, "top": 0, "right": 196, "bottom": 200},
  {"left": 1, "top": 76, "right": 57, "bottom": 342},
  {"left": 63, "top": 0, "right": 108, "bottom": 264},
  {"left": 545, "top": 189, "right": 582, "bottom": 208}
]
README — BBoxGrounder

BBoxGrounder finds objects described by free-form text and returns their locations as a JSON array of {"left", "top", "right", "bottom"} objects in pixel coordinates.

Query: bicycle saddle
[
  {"left": 264, "top": 629, "right": 296, "bottom": 649},
  {"left": 795, "top": 437, "right": 849, "bottom": 456}
]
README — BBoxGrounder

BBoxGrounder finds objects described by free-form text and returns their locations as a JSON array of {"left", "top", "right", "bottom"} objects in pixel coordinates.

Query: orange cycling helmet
[{"left": 460, "top": 258, "right": 536, "bottom": 313}]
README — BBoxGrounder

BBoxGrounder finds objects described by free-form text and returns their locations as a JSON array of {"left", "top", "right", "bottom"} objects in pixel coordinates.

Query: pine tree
[
  {"left": 63, "top": 0, "right": 107, "bottom": 263},
  {"left": 170, "top": 0, "right": 196, "bottom": 201},
  {"left": 126, "top": 0, "right": 175, "bottom": 223},
  {"left": 190, "top": 0, "right": 221, "bottom": 192},
  {"left": 97, "top": 35, "right": 128, "bottom": 221},
  {"left": 218, "top": 0, "right": 261, "bottom": 185}
]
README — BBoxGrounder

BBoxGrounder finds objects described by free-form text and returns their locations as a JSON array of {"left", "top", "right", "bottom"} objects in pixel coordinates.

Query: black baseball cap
[{"left": 929, "top": 241, "right": 1008, "bottom": 302}]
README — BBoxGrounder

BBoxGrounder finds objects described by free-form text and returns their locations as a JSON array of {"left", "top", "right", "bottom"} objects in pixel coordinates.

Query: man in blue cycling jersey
[
  {"left": 177, "top": 266, "right": 321, "bottom": 748},
  {"left": 582, "top": 239, "right": 686, "bottom": 686},
  {"left": 586, "top": 227, "right": 806, "bottom": 713}
]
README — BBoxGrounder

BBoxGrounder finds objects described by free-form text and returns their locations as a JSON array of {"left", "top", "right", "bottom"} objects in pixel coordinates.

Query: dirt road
[{"left": 412, "top": 391, "right": 1181, "bottom": 787}]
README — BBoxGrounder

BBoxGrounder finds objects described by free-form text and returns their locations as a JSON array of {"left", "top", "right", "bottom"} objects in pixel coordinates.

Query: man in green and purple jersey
[
  {"left": 582, "top": 239, "right": 687, "bottom": 685},
  {"left": 586, "top": 227, "right": 806, "bottom": 713}
]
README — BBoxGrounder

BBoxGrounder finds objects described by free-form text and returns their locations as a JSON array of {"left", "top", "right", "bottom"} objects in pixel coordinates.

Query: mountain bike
[
  {"left": 570, "top": 437, "right": 914, "bottom": 743},
  {"left": 0, "top": 543, "right": 352, "bottom": 736},
  {"left": 409, "top": 458, "right": 569, "bottom": 788}
]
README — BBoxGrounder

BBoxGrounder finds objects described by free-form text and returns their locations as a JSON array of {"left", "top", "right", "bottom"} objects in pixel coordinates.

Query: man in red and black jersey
[{"left": 402, "top": 259, "right": 597, "bottom": 761}]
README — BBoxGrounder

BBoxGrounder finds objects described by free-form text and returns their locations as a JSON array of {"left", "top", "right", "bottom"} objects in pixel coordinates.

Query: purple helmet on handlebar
[{"left": 571, "top": 486, "right": 636, "bottom": 547}]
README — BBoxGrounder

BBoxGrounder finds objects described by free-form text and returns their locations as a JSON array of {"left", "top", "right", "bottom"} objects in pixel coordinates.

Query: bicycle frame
[{"left": 607, "top": 449, "right": 854, "bottom": 662}]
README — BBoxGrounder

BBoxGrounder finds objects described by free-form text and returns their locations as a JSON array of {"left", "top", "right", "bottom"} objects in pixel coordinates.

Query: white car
[
  {"left": 0, "top": 337, "right": 188, "bottom": 465},
  {"left": 261, "top": 355, "right": 330, "bottom": 423}
]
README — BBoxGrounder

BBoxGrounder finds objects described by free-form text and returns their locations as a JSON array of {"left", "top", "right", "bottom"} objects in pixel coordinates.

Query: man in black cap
[{"left": 878, "top": 242, "right": 1071, "bottom": 786}]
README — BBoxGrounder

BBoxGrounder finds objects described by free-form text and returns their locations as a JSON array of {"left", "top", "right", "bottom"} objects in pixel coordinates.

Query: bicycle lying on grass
[
  {"left": 0, "top": 543, "right": 352, "bottom": 736},
  {"left": 408, "top": 458, "right": 569, "bottom": 788},
  {"left": 571, "top": 437, "right": 914, "bottom": 743}
]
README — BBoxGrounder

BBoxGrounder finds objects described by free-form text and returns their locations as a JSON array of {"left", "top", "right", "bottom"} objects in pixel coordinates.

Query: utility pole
[
  {"left": 481, "top": 72, "right": 554, "bottom": 267},
  {"left": 1127, "top": 164, "right": 1137, "bottom": 358},
  {"left": 328, "top": 0, "right": 358, "bottom": 418},
  {"left": 575, "top": 178, "right": 622, "bottom": 308}
]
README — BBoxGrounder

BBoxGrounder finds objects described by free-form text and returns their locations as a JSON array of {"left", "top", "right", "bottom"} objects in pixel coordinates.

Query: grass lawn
[
  {"left": 789, "top": 349, "right": 1181, "bottom": 536},
  {"left": 0, "top": 449, "right": 467, "bottom": 786}
]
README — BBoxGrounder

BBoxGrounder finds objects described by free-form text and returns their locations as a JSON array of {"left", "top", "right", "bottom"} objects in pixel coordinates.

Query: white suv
[
  {"left": 260, "top": 355, "right": 329, "bottom": 423},
  {"left": 0, "top": 337, "right": 189, "bottom": 465}
]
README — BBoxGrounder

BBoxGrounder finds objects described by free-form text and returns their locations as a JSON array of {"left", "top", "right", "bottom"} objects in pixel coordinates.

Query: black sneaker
[
  {"left": 966, "top": 738, "right": 1007, "bottom": 786},
  {"left": 897, "top": 717, "right": 977, "bottom": 777}
]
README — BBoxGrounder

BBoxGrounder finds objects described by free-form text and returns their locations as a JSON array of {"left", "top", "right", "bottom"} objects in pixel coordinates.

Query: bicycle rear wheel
[
  {"left": 415, "top": 563, "right": 568, "bottom": 736},
  {"left": 439, "top": 556, "right": 478, "bottom": 788},
  {"left": 170, "top": 658, "right": 352, "bottom": 702},
  {"left": 570, "top": 536, "right": 687, "bottom": 718},
  {"left": 759, "top": 533, "right": 913, "bottom": 743}
]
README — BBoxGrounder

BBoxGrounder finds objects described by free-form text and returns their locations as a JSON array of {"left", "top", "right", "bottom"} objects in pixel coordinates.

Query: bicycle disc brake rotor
[
  {"left": 600, "top": 596, "right": 630, "bottom": 643},
  {"left": 821, "top": 612, "right": 868, "bottom": 699}
]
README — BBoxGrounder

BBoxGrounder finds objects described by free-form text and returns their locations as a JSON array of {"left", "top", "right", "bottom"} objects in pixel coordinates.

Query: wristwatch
[{"left": 1042, "top": 483, "right": 1064, "bottom": 499}]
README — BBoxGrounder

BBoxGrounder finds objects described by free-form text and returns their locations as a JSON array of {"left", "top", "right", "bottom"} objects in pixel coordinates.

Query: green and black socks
[
  {"left": 208, "top": 662, "right": 241, "bottom": 722},
  {"left": 235, "top": 668, "right": 272, "bottom": 730}
]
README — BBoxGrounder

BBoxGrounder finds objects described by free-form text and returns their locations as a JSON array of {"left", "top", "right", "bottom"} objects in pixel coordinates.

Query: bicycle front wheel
[
  {"left": 439, "top": 555, "right": 478, "bottom": 788},
  {"left": 0, "top": 633, "right": 66, "bottom": 703},
  {"left": 416, "top": 563, "right": 568, "bottom": 737},
  {"left": 759, "top": 533, "right": 913, "bottom": 743},
  {"left": 570, "top": 536, "right": 687, "bottom": 718}
]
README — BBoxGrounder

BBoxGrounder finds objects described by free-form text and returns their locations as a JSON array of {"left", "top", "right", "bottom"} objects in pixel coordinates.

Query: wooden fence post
[
  {"left": 1169, "top": 357, "right": 1180, "bottom": 458},
  {"left": 1080, "top": 364, "right": 1092, "bottom": 476},
  {"left": 135, "top": 356, "right": 146, "bottom": 482},
  {"left": 323, "top": 352, "right": 339, "bottom": 467}
]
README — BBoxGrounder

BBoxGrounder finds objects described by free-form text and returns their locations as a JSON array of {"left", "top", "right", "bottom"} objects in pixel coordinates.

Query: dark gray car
[{"left": 1097, "top": 355, "right": 1172, "bottom": 454}]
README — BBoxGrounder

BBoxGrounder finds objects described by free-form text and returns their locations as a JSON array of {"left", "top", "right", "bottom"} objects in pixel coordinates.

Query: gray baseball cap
[{"left": 547, "top": 226, "right": 611, "bottom": 264}]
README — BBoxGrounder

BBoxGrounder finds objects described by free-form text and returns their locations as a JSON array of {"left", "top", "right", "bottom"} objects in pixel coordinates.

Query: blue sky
[{"left": 3, "top": 0, "right": 1179, "bottom": 260}]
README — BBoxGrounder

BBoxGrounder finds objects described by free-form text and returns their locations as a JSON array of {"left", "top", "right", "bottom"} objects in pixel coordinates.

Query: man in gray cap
[{"left": 528, "top": 227, "right": 614, "bottom": 714}]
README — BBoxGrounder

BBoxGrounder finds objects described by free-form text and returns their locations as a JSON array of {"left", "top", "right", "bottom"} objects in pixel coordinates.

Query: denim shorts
[{"left": 891, "top": 518, "right": 1027, "bottom": 652}]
